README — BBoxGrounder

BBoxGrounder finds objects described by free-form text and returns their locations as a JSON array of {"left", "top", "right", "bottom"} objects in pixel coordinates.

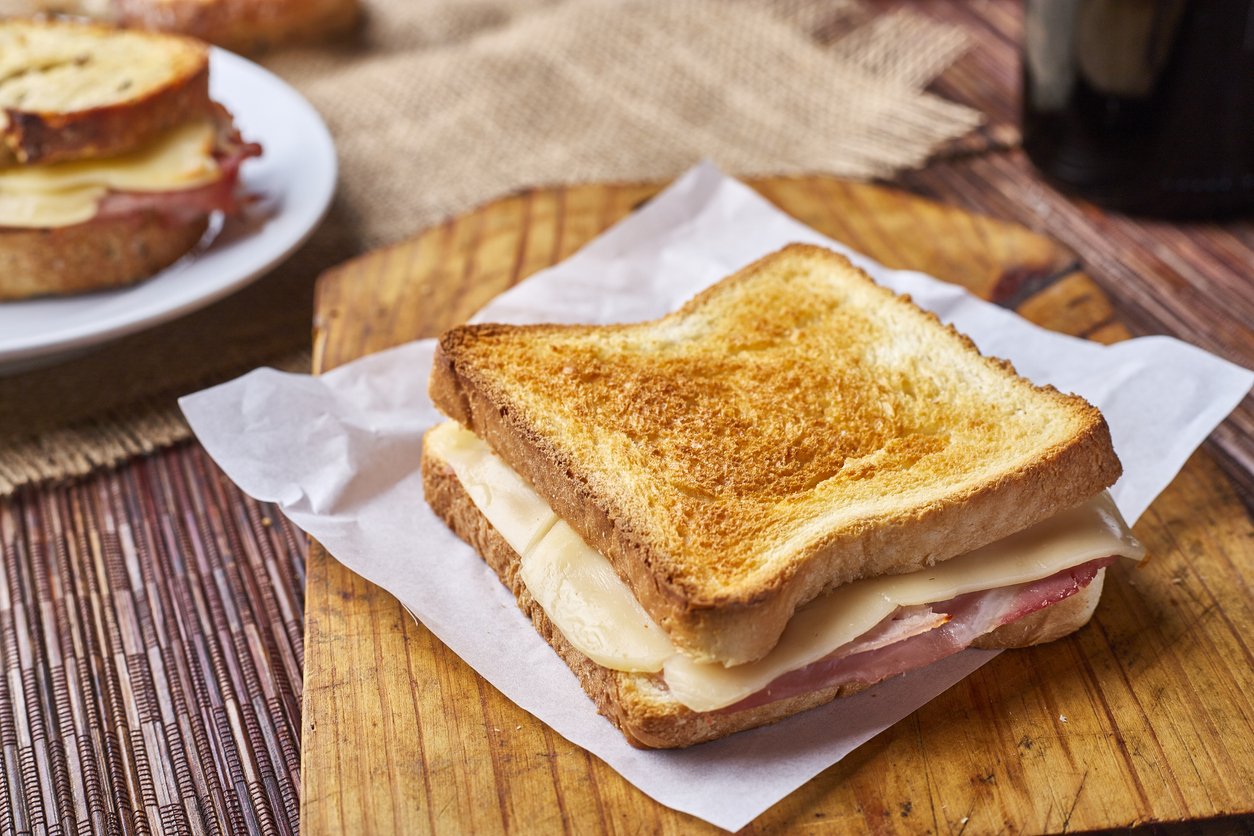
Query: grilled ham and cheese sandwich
[
  {"left": 0, "top": 19, "right": 260, "bottom": 300},
  {"left": 421, "top": 244, "right": 1145, "bottom": 748}
]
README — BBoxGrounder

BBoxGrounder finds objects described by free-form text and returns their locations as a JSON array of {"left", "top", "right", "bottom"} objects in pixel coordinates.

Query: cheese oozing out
[
  {"left": 424, "top": 420, "right": 1146, "bottom": 712},
  {"left": 0, "top": 120, "right": 222, "bottom": 228}
]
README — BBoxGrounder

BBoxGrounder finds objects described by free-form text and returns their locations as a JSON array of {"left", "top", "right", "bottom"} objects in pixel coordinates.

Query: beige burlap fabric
[{"left": 0, "top": 0, "right": 980, "bottom": 494}]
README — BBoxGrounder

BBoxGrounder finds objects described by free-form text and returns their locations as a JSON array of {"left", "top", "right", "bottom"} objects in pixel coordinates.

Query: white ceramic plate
[{"left": 0, "top": 48, "right": 337, "bottom": 375}]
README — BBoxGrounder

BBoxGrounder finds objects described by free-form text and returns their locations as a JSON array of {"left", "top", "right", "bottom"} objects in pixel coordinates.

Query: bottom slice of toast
[
  {"left": 0, "top": 211, "right": 209, "bottom": 301},
  {"left": 421, "top": 441, "right": 1105, "bottom": 749}
]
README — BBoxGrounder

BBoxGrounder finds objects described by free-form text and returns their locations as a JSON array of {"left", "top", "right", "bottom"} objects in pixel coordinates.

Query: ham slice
[
  {"left": 95, "top": 130, "right": 261, "bottom": 224},
  {"left": 720, "top": 556, "right": 1116, "bottom": 713}
]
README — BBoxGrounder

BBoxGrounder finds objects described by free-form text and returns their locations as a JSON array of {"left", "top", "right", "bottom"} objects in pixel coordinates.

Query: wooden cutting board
[{"left": 301, "top": 176, "right": 1254, "bottom": 835}]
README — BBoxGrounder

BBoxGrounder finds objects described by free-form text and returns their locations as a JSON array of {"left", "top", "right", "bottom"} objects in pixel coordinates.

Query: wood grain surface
[{"left": 302, "top": 177, "right": 1254, "bottom": 834}]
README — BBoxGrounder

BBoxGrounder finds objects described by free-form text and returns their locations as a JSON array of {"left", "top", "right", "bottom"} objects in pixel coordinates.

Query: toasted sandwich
[
  {"left": 29, "top": 0, "right": 359, "bottom": 53},
  {"left": 0, "top": 18, "right": 261, "bottom": 301},
  {"left": 421, "top": 244, "right": 1145, "bottom": 749}
]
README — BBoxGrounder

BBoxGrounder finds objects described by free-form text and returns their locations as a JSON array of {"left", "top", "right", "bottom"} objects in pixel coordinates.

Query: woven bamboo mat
[{"left": 0, "top": 443, "right": 304, "bottom": 836}]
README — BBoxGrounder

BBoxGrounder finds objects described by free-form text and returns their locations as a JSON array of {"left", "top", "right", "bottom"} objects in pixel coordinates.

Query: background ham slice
[{"left": 95, "top": 135, "right": 261, "bottom": 224}]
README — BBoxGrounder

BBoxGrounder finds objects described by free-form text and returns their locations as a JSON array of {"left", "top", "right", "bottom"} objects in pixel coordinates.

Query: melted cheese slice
[
  {"left": 0, "top": 120, "right": 221, "bottom": 228},
  {"left": 426, "top": 420, "right": 673, "bottom": 672},
  {"left": 425, "top": 420, "right": 1146, "bottom": 710}
]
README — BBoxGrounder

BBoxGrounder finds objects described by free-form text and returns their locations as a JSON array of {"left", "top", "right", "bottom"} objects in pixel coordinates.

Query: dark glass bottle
[{"left": 1022, "top": 0, "right": 1254, "bottom": 218}]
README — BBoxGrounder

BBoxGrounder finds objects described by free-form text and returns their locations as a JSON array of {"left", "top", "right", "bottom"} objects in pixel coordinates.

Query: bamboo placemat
[{"left": 0, "top": 443, "right": 305, "bottom": 836}]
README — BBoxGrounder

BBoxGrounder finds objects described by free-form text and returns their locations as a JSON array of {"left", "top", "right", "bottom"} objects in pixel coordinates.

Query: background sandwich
[
  {"left": 0, "top": 18, "right": 260, "bottom": 301},
  {"left": 422, "top": 243, "right": 1145, "bottom": 748},
  {"left": 26, "top": 0, "right": 360, "bottom": 54}
]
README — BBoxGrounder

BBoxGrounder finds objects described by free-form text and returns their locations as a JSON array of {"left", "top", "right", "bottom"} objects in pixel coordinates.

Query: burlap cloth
[{"left": 0, "top": 0, "right": 980, "bottom": 494}]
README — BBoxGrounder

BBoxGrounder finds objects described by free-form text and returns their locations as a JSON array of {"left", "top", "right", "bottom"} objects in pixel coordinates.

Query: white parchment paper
[{"left": 182, "top": 163, "right": 1254, "bottom": 832}]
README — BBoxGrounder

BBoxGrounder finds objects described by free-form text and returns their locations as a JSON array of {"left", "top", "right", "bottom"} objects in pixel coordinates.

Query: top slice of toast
[
  {"left": 0, "top": 19, "right": 211, "bottom": 165},
  {"left": 429, "top": 244, "right": 1122, "bottom": 665}
]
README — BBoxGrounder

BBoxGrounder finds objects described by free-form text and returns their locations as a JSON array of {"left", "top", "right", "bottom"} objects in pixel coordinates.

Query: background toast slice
[
  {"left": 0, "top": 210, "right": 208, "bottom": 300},
  {"left": 0, "top": 18, "right": 211, "bottom": 165},
  {"left": 429, "top": 244, "right": 1122, "bottom": 665},
  {"left": 421, "top": 436, "right": 1107, "bottom": 749},
  {"left": 28, "top": 0, "right": 359, "bottom": 53}
]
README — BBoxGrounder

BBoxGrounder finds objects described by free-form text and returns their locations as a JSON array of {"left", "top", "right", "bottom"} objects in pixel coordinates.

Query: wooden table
[{"left": 299, "top": 3, "right": 1254, "bottom": 834}]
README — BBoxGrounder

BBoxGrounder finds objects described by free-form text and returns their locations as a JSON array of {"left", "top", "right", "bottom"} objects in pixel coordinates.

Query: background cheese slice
[
  {"left": 0, "top": 186, "right": 107, "bottom": 227},
  {"left": 0, "top": 121, "right": 221, "bottom": 228}
]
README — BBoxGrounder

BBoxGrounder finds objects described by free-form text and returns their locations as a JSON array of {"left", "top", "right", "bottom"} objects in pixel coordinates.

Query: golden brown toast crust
[
  {"left": 421, "top": 438, "right": 1107, "bottom": 749},
  {"left": 0, "top": 19, "right": 212, "bottom": 165},
  {"left": 429, "top": 244, "right": 1122, "bottom": 665},
  {"left": 0, "top": 211, "right": 208, "bottom": 300}
]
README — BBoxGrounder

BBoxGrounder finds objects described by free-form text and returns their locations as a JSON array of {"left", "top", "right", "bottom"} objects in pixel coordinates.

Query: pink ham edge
[
  {"left": 94, "top": 130, "right": 262, "bottom": 224},
  {"left": 717, "top": 556, "right": 1117, "bottom": 713}
]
